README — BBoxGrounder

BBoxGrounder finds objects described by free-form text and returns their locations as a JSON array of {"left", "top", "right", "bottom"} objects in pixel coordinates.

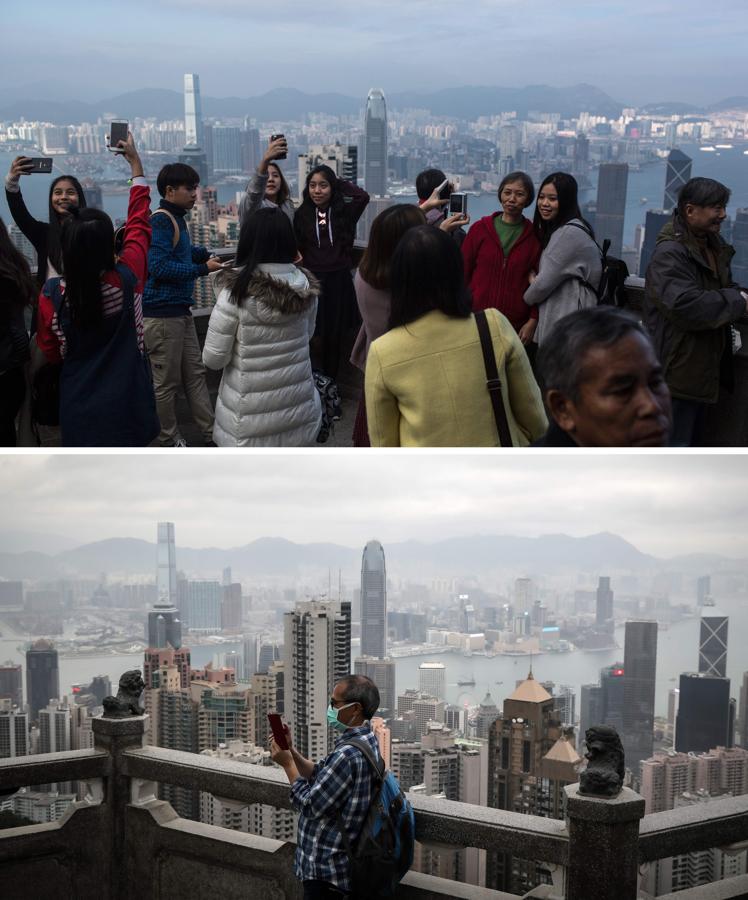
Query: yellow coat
[{"left": 365, "top": 308, "right": 547, "bottom": 447}]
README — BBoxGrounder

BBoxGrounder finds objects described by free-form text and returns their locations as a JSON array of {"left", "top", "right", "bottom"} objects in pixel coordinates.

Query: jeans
[
  {"left": 0, "top": 366, "right": 25, "bottom": 446},
  {"left": 670, "top": 398, "right": 707, "bottom": 447},
  {"left": 143, "top": 315, "right": 214, "bottom": 446},
  {"left": 302, "top": 880, "right": 349, "bottom": 899}
]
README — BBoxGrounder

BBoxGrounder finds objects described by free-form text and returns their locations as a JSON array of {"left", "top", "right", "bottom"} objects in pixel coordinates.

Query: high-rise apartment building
[
  {"left": 514, "top": 577, "right": 533, "bottom": 615},
  {"left": 0, "top": 661, "right": 23, "bottom": 709},
  {"left": 38, "top": 699, "right": 71, "bottom": 754},
  {"left": 211, "top": 125, "right": 243, "bottom": 174},
  {"left": 26, "top": 640, "right": 60, "bottom": 723},
  {"left": 297, "top": 143, "right": 357, "bottom": 199},
  {"left": 739, "top": 672, "right": 748, "bottom": 748},
  {"left": 221, "top": 583, "right": 243, "bottom": 631},
  {"left": 595, "top": 163, "right": 629, "bottom": 257},
  {"left": 364, "top": 89, "right": 388, "bottom": 197},
  {"left": 184, "top": 73, "right": 203, "bottom": 148},
  {"left": 732, "top": 208, "right": 748, "bottom": 286},
  {"left": 147, "top": 600, "right": 182, "bottom": 650},
  {"left": 257, "top": 642, "right": 281, "bottom": 674},
  {"left": 595, "top": 576, "right": 614, "bottom": 630},
  {"left": 663, "top": 149, "right": 692, "bottom": 211},
  {"left": 699, "top": 615, "right": 728, "bottom": 678},
  {"left": 186, "top": 581, "right": 222, "bottom": 631},
  {"left": 157, "top": 522, "right": 177, "bottom": 606},
  {"left": 242, "top": 634, "right": 257, "bottom": 682},
  {"left": 419, "top": 662, "right": 446, "bottom": 701},
  {"left": 360, "top": 540, "right": 387, "bottom": 659},
  {"left": 0, "top": 699, "right": 28, "bottom": 758},
  {"left": 354, "top": 656, "right": 395, "bottom": 716},
  {"left": 676, "top": 673, "right": 733, "bottom": 754},
  {"left": 639, "top": 209, "right": 672, "bottom": 275},
  {"left": 622, "top": 620, "right": 658, "bottom": 777},
  {"left": 0, "top": 581, "right": 23, "bottom": 609},
  {"left": 283, "top": 599, "right": 351, "bottom": 759}
]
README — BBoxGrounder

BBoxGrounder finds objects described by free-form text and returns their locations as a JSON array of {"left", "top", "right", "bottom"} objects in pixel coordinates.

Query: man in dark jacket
[
  {"left": 143, "top": 163, "right": 224, "bottom": 447},
  {"left": 644, "top": 177, "right": 748, "bottom": 446}
]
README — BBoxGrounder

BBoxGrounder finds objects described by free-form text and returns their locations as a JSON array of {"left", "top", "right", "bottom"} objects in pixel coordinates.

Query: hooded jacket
[
  {"left": 202, "top": 263, "right": 322, "bottom": 446},
  {"left": 644, "top": 218, "right": 746, "bottom": 403},
  {"left": 462, "top": 213, "right": 540, "bottom": 332}
]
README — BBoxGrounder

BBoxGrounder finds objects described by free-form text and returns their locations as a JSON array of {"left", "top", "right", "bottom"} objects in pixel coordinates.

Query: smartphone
[
  {"left": 108, "top": 121, "right": 129, "bottom": 153},
  {"left": 270, "top": 133, "right": 287, "bottom": 160},
  {"left": 267, "top": 713, "right": 288, "bottom": 750},
  {"left": 27, "top": 158, "right": 53, "bottom": 174},
  {"left": 449, "top": 192, "right": 467, "bottom": 216},
  {"left": 436, "top": 178, "right": 451, "bottom": 201}
]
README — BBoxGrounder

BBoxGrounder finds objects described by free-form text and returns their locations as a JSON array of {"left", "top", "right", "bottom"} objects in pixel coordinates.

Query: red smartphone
[{"left": 268, "top": 713, "right": 288, "bottom": 750}]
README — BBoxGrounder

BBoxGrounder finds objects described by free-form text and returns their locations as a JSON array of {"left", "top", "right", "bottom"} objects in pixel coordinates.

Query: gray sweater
[
  {"left": 238, "top": 171, "right": 296, "bottom": 226},
  {"left": 524, "top": 219, "right": 602, "bottom": 346}
]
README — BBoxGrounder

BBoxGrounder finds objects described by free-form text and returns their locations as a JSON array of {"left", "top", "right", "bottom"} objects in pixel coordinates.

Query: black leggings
[{"left": 0, "top": 367, "right": 25, "bottom": 446}]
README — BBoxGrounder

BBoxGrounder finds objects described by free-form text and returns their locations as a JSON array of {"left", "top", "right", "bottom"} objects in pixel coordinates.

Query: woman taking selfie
[
  {"left": 365, "top": 226, "right": 546, "bottom": 447},
  {"left": 524, "top": 172, "right": 601, "bottom": 347},
  {"left": 294, "top": 165, "right": 369, "bottom": 382},
  {"left": 203, "top": 207, "right": 321, "bottom": 447},
  {"left": 239, "top": 135, "right": 295, "bottom": 225},
  {"left": 35, "top": 133, "right": 158, "bottom": 447}
]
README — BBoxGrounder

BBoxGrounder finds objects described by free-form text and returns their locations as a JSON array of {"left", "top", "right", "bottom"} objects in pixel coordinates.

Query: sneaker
[{"left": 173, "top": 438, "right": 188, "bottom": 448}]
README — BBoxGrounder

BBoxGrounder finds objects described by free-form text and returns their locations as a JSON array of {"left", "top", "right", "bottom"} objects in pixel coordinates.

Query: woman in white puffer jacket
[{"left": 202, "top": 208, "right": 322, "bottom": 446}]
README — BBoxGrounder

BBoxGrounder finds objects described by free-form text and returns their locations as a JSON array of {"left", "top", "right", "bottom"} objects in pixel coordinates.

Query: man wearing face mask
[{"left": 270, "top": 675, "right": 381, "bottom": 899}]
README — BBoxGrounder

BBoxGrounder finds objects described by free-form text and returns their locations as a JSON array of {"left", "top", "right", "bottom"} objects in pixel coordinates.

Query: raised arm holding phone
[{"left": 238, "top": 135, "right": 295, "bottom": 225}]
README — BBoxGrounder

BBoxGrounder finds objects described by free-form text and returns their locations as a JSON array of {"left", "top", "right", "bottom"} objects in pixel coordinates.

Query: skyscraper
[
  {"left": 732, "top": 208, "right": 748, "bottom": 286},
  {"left": 697, "top": 575, "right": 712, "bottom": 607},
  {"left": 360, "top": 539, "right": 386, "bottom": 659},
  {"left": 147, "top": 600, "right": 182, "bottom": 650},
  {"left": 699, "top": 615, "right": 728, "bottom": 677},
  {"left": 740, "top": 672, "right": 748, "bottom": 748},
  {"left": 38, "top": 699, "right": 71, "bottom": 754},
  {"left": 364, "top": 89, "right": 388, "bottom": 197},
  {"left": 283, "top": 599, "right": 351, "bottom": 759},
  {"left": 186, "top": 581, "right": 222, "bottom": 631},
  {"left": 419, "top": 662, "right": 446, "bottom": 701},
  {"left": 157, "top": 522, "right": 177, "bottom": 606},
  {"left": 664, "top": 149, "right": 692, "bottom": 211},
  {"left": 0, "top": 661, "right": 23, "bottom": 709},
  {"left": 676, "top": 673, "right": 733, "bottom": 753},
  {"left": 26, "top": 639, "right": 60, "bottom": 722},
  {"left": 184, "top": 73, "right": 203, "bottom": 148},
  {"left": 354, "top": 656, "right": 395, "bottom": 716},
  {"left": 639, "top": 210, "right": 672, "bottom": 275},
  {"left": 595, "top": 163, "right": 629, "bottom": 257},
  {"left": 0, "top": 699, "right": 28, "bottom": 758},
  {"left": 622, "top": 621, "right": 658, "bottom": 776},
  {"left": 595, "top": 576, "right": 614, "bottom": 630}
]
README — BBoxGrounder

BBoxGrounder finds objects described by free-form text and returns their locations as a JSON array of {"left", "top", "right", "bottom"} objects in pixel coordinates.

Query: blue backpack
[{"left": 336, "top": 736, "right": 415, "bottom": 898}]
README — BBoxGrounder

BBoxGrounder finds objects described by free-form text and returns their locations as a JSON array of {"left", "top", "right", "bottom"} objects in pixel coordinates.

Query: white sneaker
[{"left": 173, "top": 438, "right": 188, "bottom": 448}]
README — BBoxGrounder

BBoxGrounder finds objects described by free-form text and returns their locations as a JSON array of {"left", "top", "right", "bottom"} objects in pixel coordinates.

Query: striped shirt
[{"left": 290, "top": 724, "right": 379, "bottom": 891}]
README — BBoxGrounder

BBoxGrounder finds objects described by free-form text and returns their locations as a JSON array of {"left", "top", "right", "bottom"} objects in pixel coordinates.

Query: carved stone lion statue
[
  {"left": 579, "top": 724, "right": 625, "bottom": 797},
  {"left": 102, "top": 670, "right": 145, "bottom": 718}
]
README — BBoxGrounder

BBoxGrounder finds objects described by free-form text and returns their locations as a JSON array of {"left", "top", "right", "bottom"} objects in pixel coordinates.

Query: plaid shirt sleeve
[{"left": 290, "top": 749, "right": 353, "bottom": 819}]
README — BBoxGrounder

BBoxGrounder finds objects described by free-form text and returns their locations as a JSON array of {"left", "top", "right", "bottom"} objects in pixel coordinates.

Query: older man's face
[{"left": 550, "top": 332, "right": 672, "bottom": 447}]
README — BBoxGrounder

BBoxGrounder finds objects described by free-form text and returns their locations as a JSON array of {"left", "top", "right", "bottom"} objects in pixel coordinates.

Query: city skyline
[
  {"left": 1, "top": 455, "right": 748, "bottom": 557},
  {"left": 2, "top": 1, "right": 746, "bottom": 105}
]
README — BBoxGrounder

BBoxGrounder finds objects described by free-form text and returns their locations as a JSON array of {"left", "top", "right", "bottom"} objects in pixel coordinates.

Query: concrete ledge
[
  {"left": 638, "top": 794, "right": 748, "bottom": 862},
  {"left": 399, "top": 869, "right": 519, "bottom": 898},
  {"left": 566, "top": 784, "right": 645, "bottom": 824},
  {"left": 0, "top": 748, "right": 109, "bottom": 792},
  {"left": 93, "top": 715, "right": 148, "bottom": 738}
]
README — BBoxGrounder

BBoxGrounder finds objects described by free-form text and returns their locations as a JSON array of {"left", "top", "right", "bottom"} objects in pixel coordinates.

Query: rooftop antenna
[
  {"left": 528, "top": 653, "right": 534, "bottom": 679},
  {"left": 338, "top": 568, "right": 342, "bottom": 601}
]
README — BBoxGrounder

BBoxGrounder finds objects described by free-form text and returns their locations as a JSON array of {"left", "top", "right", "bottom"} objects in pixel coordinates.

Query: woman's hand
[
  {"left": 8, "top": 156, "right": 33, "bottom": 180},
  {"left": 518, "top": 318, "right": 538, "bottom": 345},
  {"left": 528, "top": 271, "right": 537, "bottom": 284},
  {"left": 440, "top": 213, "right": 470, "bottom": 233},
  {"left": 259, "top": 137, "right": 288, "bottom": 173},
  {"left": 118, "top": 133, "right": 144, "bottom": 179}
]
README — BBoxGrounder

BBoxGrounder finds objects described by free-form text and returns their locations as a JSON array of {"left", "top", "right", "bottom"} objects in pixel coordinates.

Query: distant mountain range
[
  {"left": 0, "top": 532, "right": 744, "bottom": 582},
  {"left": 1, "top": 83, "right": 746, "bottom": 126}
]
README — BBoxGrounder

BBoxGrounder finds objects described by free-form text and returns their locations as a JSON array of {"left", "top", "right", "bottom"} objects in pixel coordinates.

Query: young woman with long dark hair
[
  {"left": 203, "top": 207, "right": 321, "bottom": 447},
  {"left": 0, "top": 217, "right": 35, "bottom": 445},
  {"left": 35, "top": 134, "right": 158, "bottom": 447},
  {"left": 294, "top": 165, "right": 369, "bottom": 382},
  {"left": 239, "top": 136, "right": 295, "bottom": 225},
  {"left": 523, "top": 172, "right": 601, "bottom": 347},
  {"left": 365, "top": 226, "right": 546, "bottom": 447}
]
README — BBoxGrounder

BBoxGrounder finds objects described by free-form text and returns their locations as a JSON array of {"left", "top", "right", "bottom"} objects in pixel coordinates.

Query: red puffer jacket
[{"left": 462, "top": 213, "right": 541, "bottom": 332}]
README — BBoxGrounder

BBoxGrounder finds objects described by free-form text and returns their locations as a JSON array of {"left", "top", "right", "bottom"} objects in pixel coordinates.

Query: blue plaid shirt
[{"left": 290, "top": 724, "right": 379, "bottom": 891}]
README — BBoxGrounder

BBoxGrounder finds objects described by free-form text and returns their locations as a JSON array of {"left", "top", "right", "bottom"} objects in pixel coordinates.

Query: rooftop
[{"left": 508, "top": 671, "right": 553, "bottom": 704}]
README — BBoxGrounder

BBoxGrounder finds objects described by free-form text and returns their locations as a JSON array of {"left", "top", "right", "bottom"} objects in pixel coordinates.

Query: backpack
[
  {"left": 313, "top": 371, "right": 342, "bottom": 443},
  {"left": 336, "top": 736, "right": 415, "bottom": 899},
  {"left": 566, "top": 221, "right": 630, "bottom": 308}
]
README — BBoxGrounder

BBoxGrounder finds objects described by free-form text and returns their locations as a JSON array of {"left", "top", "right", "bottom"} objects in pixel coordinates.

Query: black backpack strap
[{"left": 475, "top": 310, "right": 513, "bottom": 448}]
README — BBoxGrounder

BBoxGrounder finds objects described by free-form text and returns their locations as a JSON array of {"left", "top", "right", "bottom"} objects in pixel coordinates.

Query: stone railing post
[
  {"left": 92, "top": 714, "right": 147, "bottom": 900},
  {"left": 564, "top": 783, "right": 645, "bottom": 900}
]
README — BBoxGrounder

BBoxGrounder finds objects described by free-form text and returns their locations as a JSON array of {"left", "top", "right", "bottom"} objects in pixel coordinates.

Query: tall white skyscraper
[
  {"left": 364, "top": 89, "right": 387, "bottom": 197},
  {"left": 419, "top": 662, "right": 446, "bottom": 700},
  {"left": 361, "top": 540, "right": 386, "bottom": 659},
  {"left": 283, "top": 599, "right": 351, "bottom": 760},
  {"left": 184, "top": 73, "right": 203, "bottom": 148},
  {"left": 0, "top": 699, "right": 28, "bottom": 758},
  {"left": 157, "top": 522, "right": 177, "bottom": 606}
]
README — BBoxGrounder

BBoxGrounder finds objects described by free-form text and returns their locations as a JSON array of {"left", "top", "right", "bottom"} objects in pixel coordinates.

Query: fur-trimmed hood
[{"left": 218, "top": 264, "right": 320, "bottom": 316}]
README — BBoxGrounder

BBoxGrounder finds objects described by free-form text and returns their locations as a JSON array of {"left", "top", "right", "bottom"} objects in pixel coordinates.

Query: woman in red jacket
[{"left": 461, "top": 171, "right": 540, "bottom": 345}]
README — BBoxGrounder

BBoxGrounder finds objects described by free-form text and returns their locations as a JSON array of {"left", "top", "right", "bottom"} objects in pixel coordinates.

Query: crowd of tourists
[{"left": 1, "top": 131, "right": 746, "bottom": 448}]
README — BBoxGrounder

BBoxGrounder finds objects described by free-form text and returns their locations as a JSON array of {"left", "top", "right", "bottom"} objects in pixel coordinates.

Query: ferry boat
[
  {"left": 457, "top": 677, "right": 476, "bottom": 687},
  {"left": 700, "top": 146, "right": 717, "bottom": 152},
  {"left": 715, "top": 144, "right": 733, "bottom": 149}
]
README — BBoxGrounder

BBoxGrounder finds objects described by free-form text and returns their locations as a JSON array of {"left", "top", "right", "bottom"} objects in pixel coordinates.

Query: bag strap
[
  {"left": 338, "top": 735, "right": 386, "bottom": 782},
  {"left": 152, "top": 209, "right": 180, "bottom": 248},
  {"left": 475, "top": 310, "right": 513, "bottom": 448}
]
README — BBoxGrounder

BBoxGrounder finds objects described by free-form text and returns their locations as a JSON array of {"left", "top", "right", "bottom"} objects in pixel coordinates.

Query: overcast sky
[
  {"left": 0, "top": 453, "right": 745, "bottom": 558},
  {"left": 2, "top": 0, "right": 746, "bottom": 106}
]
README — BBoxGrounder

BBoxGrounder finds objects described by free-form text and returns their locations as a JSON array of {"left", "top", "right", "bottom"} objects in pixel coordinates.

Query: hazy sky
[
  {"left": 2, "top": 0, "right": 746, "bottom": 106},
  {"left": 0, "top": 453, "right": 746, "bottom": 558}
]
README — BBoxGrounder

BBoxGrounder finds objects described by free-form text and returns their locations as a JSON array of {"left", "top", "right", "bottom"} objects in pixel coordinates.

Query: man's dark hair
[
  {"left": 498, "top": 171, "right": 535, "bottom": 207},
  {"left": 537, "top": 307, "right": 652, "bottom": 401},
  {"left": 389, "top": 226, "right": 471, "bottom": 329},
  {"left": 156, "top": 163, "right": 200, "bottom": 198},
  {"left": 677, "top": 177, "right": 731, "bottom": 215},
  {"left": 415, "top": 168, "right": 447, "bottom": 202},
  {"left": 337, "top": 675, "right": 380, "bottom": 719}
]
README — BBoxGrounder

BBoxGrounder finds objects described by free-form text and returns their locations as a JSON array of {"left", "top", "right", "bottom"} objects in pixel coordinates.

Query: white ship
[{"left": 700, "top": 146, "right": 717, "bottom": 152}]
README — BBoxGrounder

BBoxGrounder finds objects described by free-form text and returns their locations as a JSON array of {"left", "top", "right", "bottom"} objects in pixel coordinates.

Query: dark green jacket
[{"left": 644, "top": 218, "right": 745, "bottom": 403}]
